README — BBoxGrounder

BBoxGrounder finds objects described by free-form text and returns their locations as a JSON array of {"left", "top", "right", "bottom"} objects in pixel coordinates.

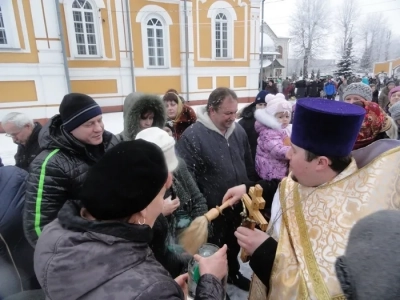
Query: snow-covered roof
[
  {"left": 260, "top": 33, "right": 279, "bottom": 54},
  {"left": 261, "top": 59, "right": 272, "bottom": 68}
]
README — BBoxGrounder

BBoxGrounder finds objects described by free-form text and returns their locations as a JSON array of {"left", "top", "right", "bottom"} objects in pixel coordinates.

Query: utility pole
[
  {"left": 259, "top": 0, "right": 265, "bottom": 91},
  {"left": 184, "top": 0, "right": 190, "bottom": 102}
]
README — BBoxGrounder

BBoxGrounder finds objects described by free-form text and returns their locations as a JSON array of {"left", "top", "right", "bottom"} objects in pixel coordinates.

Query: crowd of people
[
  {"left": 261, "top": 73, "right": 400, "bottom": 105},
  {"left": 1, "top": 82, "right": 400, "bottom": 299}
]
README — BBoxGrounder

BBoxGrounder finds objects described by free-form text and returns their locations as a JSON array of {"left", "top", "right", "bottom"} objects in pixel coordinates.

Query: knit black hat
[
  {"left": 59, "top": 93, "right": 102, "bottom": 132},
  {"left": 79, "top": 140, "right": 169, "bottom": 220}
]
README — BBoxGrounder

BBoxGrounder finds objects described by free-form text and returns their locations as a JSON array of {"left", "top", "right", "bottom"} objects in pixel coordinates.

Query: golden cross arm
[
  {"left": 241, "top": 184, "right": 268, "bottom": 231},
  {"left": 240, "top": 184, "right": 268, "bottom": 262}
]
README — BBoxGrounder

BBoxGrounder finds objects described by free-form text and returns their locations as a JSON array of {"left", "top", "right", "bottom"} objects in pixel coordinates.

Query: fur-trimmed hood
[
  {"left": 254, "top": 108, "right": 281, "bottom": 132},
  {"left": 118, "top": 93, "right": 167, "bottom": 141}
]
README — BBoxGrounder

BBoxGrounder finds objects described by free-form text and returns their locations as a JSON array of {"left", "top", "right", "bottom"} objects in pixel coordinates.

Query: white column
[
  {"left": 249, "top": 0, "right": 262, "bottom": 91},
  {"left": 179, "top": 1, "right": 196, "bottom": 99}
]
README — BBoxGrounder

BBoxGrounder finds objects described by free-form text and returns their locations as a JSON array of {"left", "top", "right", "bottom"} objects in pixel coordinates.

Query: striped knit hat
[{"left": 59, "top": 93, "right": 102, "bottom": 132}]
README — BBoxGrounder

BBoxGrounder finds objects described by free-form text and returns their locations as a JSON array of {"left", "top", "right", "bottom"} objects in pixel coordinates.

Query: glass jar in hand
[{"left": 187, "top": 243, "right": 227, "bottom": 299}]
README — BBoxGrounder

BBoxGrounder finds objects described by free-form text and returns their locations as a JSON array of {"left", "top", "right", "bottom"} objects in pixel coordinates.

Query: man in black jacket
[
  {"left": 24, "top": 93, "right": 119, "bottom": 247},
  {"left": 177, "top": 87, "right": 257, "bottom": 291},
  {"left": 2, "top": 113, "right": 42, "bottom": 171}
]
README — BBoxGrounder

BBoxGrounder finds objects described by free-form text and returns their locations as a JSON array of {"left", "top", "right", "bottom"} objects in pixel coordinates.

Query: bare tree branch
[
  {"left": 289, "top": 0, "right": 331, "bottom": 77},
  {"left": 336, "top": 0, "right": 361, "bottom": 56}
]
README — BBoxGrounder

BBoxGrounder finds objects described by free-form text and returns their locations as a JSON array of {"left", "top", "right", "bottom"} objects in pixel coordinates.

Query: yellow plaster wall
[
  {"left": 197, "top": 2, "right": 212, "bottom": 59},
  {"left": 193, "top": 0, "right": 250, "bottom": 67},
  {"left": 374, "top": 62, "right": 390, "bottom": 74},
  {"left": 0, "top": 0, "right": 38, "bottom": 63},
  {"left": 0, "top": 81, "right": 37, "bottom": 102},
  {"left": 216, "top": 76, "right": 230, "bottom": 87},
  {"left": 71, "top": 79, "right": 118, "bottom": 94},
  {"left": 198, "top": 77, "right": 213, "bottom": 89},
  {"left": 234, "top": 76, "right": 246, "bottom": 88},
  {"left": 60, "top": 1, "right": 120, "bottom": 68},
  {"left": 234, "top": 5, "right": 245, "bottom": 59},
  {"left": 130, "top": 0, "right": 180, "bottom": 68},
  {"left": 136, "top": 76, "right": 181, "bottom": 94}
]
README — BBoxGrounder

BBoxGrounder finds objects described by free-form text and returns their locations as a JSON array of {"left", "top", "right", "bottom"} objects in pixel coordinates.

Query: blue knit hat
[
  {"left": 254, "top": 90, "right": 268, "bottom": 105},
  {"left": 291, "top": 98, "right": 365, "bottom": 156}
]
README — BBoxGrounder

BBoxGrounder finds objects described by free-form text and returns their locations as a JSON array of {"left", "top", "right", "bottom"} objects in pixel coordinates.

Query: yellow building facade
[
  {"left": 0, "top": 0, "right": 262, "bottom": 121},
  {"left": 373, "top": 57, "right": 400, "bottom": 77}
]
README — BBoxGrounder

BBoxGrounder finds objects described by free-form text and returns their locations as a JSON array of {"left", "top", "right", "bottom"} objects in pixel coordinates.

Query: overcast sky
[{"left": 264, "top": 0, "right": 400, "bottom": 59}]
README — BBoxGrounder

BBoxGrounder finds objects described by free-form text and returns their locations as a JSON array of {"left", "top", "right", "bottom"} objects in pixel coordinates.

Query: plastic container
[{"left": 187, "top": 243, "right": 227, "bottom": 300}]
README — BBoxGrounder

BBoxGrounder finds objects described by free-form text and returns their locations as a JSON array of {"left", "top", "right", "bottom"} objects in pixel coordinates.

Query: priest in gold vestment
[{"left": 231, "top": 98, "right": 400, "bottom": 300}]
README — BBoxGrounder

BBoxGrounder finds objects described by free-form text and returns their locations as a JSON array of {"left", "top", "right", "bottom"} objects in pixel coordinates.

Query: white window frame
[
  {"left": 0, "top": 1, "right": 21, "bottom": 49},
  {"left": 214, "top": 12, "right": 229, "bottom": 59},
  {"left": 63, "top": 0, "right": 104, "bottom": 59},
  {"left": 208, "top": 3, "right": 236, "bottom": 60},
  {"left": 145, "top": 16, "right": 167, "bottom": 68},
  {"left": 136, "top": 5, "right": 172, "bottom": 69}
]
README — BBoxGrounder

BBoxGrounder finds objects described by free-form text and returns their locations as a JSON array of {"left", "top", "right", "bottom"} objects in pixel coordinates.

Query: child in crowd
[{"left": 254, "top": 97, "right": 292, "bottom": 180}]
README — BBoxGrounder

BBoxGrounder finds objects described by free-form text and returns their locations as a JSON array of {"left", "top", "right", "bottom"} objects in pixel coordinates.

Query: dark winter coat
[
  {"left": 34, "top": 201, "right": 224, "bottom": 300},
  {"left": 295, "top": 80, "right": 307, "bottom": 98},
  {"left": 150, "top": 158, "right": 208, "bottom": 278},
  {"left": 177, "top": 106, "right": 256, "bottom": 209},
  {"left": 0, "top": 166, "right": 40, "bottom": 299},
  {"left": 14, "top": 122, "right": 42, "bottom": 171},
  {"left": 167, "top": 105, "right": 197, "bottom": 141},
  {"left": 379, "top": 87, "right": 390, "bottom": 110},
  {"left": 171, "top": 158, "right": 208, "bottom": 238},
  {"left": 265, "top": 84, "right": 278, "bottom": 95},
  {"left": 117, "top": 93, "right": 167, "bottom": 141},
  {"left": 150, "top": 213, "right": 191, "bottom": 279},
  {"left": 372, "top": 90, "right": 379, "bottom": 103},
  {"left": 307, "top": 81, "right": 320, "bottom": 98},
  {"left": 23, "top": 115, "right": 118, "bottom": 247},
  {"left": 282, "top": 79, "right": 290, "bottom": 91},
  {"left": 238, "top": 103, "right": 259, "bottom": 162}
]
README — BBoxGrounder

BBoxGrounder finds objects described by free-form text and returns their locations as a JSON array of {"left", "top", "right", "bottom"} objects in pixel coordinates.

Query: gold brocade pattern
[{"left": 249, "top": 146, "right": 400, "bottom": 300}]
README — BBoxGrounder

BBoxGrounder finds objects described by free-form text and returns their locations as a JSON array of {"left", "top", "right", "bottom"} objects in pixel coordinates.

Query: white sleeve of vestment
[{"left": 270, "top": 190, "right": 282, "bottom": 239}]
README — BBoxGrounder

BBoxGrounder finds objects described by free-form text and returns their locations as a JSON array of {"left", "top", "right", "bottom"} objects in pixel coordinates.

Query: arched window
[
  {"left": 136, "top": 5, "right": 172, "bottom": 69},
  {"left": 207, "top": 2, "right": 237, "bottom": 60},
  {"left": 215, "top": 13, "right": 228, "bottom": 58},
  {"left": 0, "top": 6, "right": 7, "bottom": 45},
  {"left": 0, "top": 2, "right": 20, "bottom": 49},
  {"left": 277, "top": 45, "right": 283, "bottom": 59},
  {"left": 71, "top": 0, "right": 99, "bottom": 56},
  {"left": 146, "top": 18, "right": 165, "bottom": 67}
]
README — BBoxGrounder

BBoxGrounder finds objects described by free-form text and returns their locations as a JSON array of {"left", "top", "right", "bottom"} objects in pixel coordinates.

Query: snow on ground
[
  {"left": 0, "top": 104, "right": 249, "bottom": 165},
  {"left": 0, "top": 103, "right": 252, "bottom": 299}
]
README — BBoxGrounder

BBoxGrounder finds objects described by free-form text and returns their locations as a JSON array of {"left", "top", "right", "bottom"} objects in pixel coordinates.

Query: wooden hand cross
[{"left": 240, "top": 184, "right": 268, "bottom": 262}]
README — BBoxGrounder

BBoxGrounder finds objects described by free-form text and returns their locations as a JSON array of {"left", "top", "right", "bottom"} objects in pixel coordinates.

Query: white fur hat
[
  {"left": 276, "top": 93, "right": 285, "bottom": 99},
  {"left": 265, "top": 93, "right": 276, "bottom": 104},
  {"left": 266, "top": 98, "right": 292, "bottom": 116},
  {"left": 136, "top": 127, "right": 179, "bottom": 172}
]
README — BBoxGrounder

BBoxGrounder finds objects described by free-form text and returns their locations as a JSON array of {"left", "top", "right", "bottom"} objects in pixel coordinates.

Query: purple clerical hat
[{"left": 291, "top": 98, "right": 365, "bottom": 157}]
